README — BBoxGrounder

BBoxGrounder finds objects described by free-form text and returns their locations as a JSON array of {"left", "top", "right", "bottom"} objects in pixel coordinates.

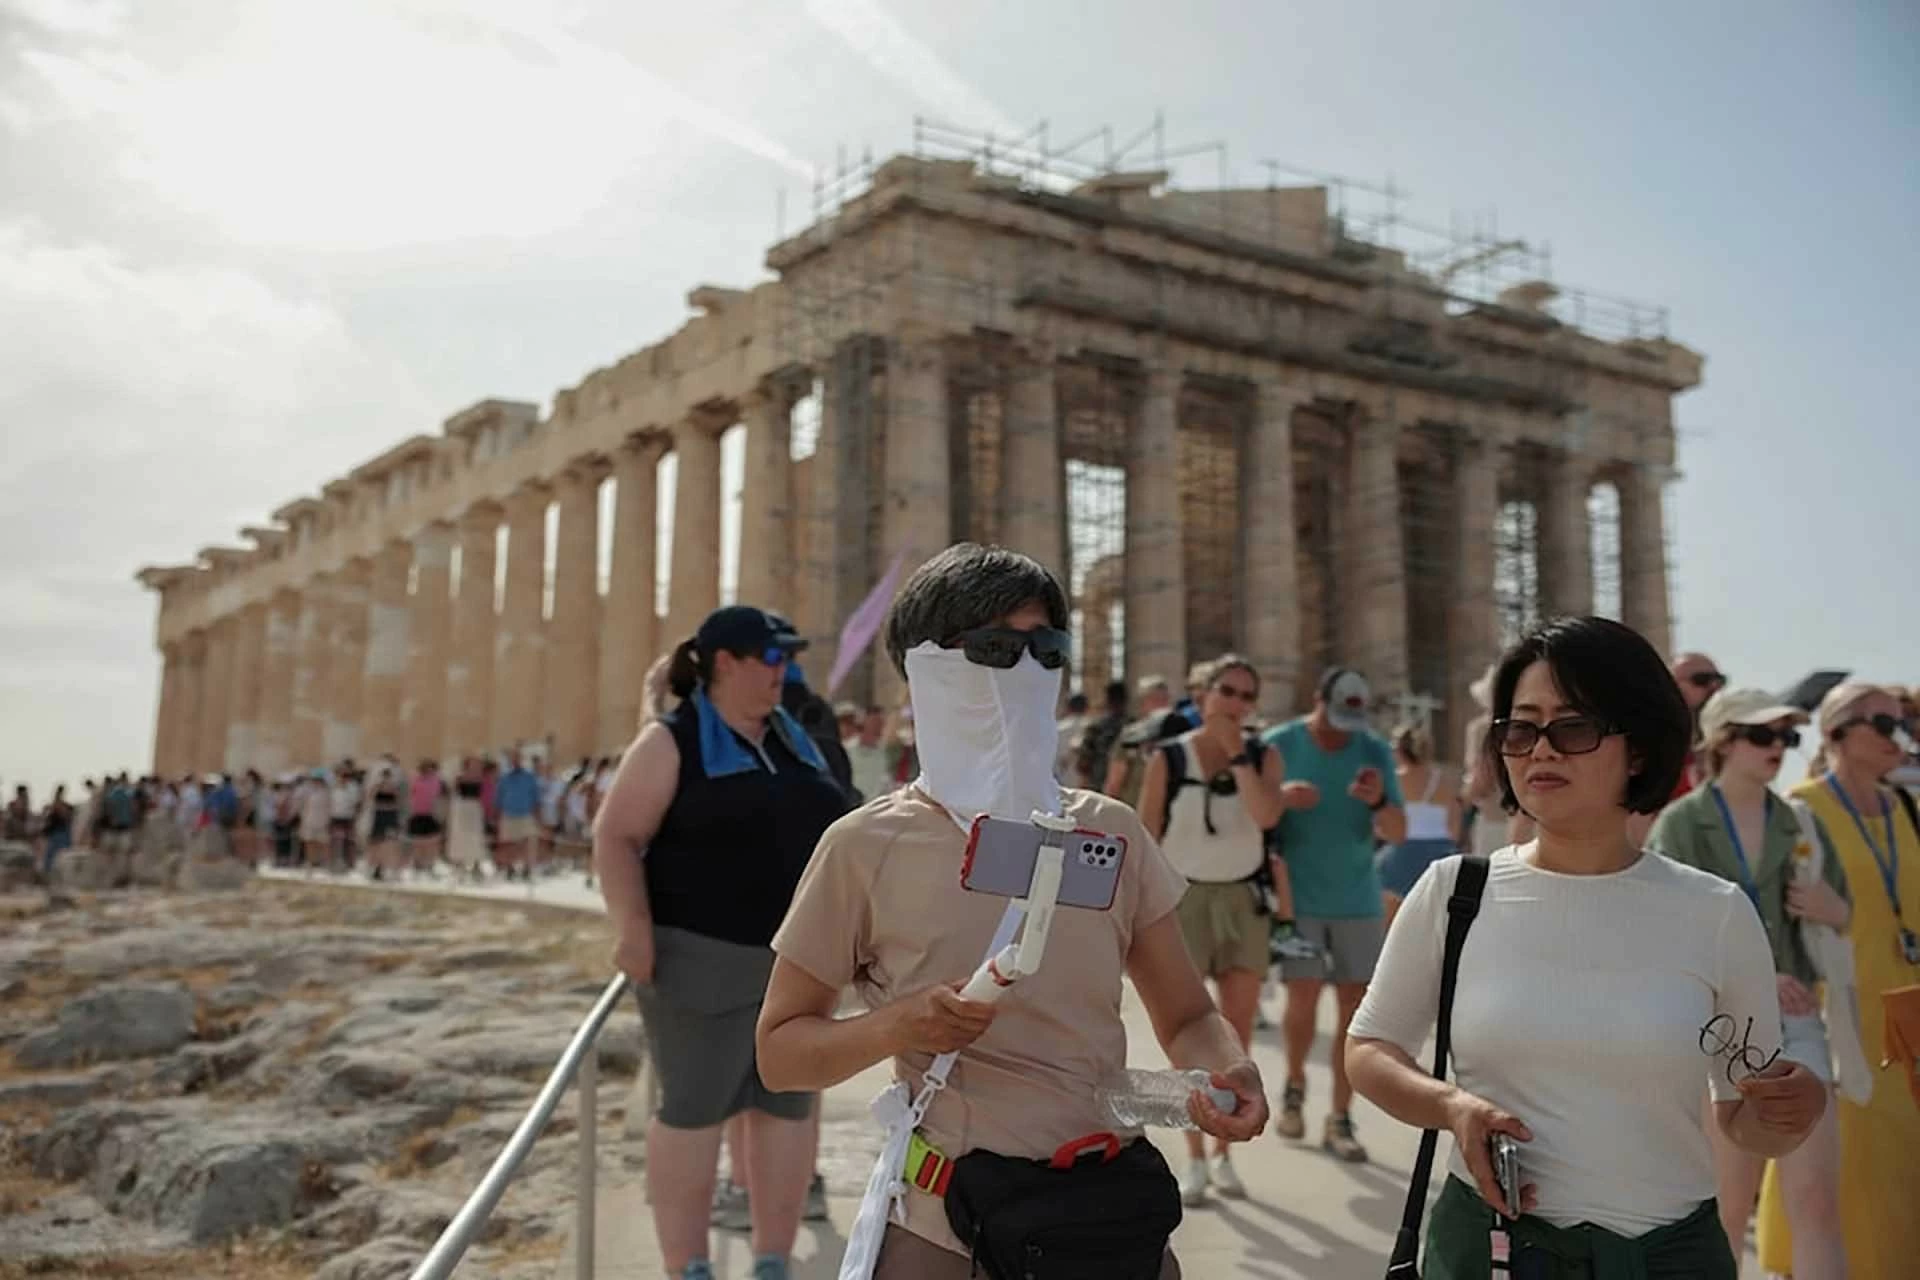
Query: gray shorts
[
  {"left": 634, "top": 926, "right": 814, "bottom": 1130},
  {"left": 1281, "top": 915, "right": 1384, "bottom": 985}
]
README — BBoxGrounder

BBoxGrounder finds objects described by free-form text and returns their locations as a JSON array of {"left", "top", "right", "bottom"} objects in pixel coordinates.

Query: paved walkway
[{"left": 260, "top": 864, "right": 1765, "bottom": 1279}]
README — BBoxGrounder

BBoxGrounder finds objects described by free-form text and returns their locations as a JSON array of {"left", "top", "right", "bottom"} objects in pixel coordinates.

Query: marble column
[
  {"left": 195, "top": 618, "right": 233, "bottom": 776},
  {"left": 256, "top": 590, "right": 300, "bottom": 775},
  {"left": 174, "top": 633, "right": 206, "bottom": 774},
  {"left": 361, "top": 542, "right": 412, "bottom": 760},
  {"left": 602, "top": 437, "right": 665, "bottom": 749},
  {"left": 1000, "top": 354, "right": 1064, "bottom": 580},
  {"left": 1125, "top": 364, "right": 1186, "bottom": 688},
  {"left": 446, "top": 505, "right": 500, "bottom": 760},
  {"left": 1341, "top": 409, "right": 1409, "bottom": 699},
  {"left": 224, "top": 604, "right": 266, "bottom": 772},
  {"left": 290, "top": 577, "right": 333, "bottom": 768},
  {"left": 1617, "top": 463, "right": 1672, "bottom": 656},
  {"left": 153, "top": 641, "right": 185, "bottom": 775},
  {"left": 401, "top": 523, "right": 454, "bottom": 766},
  {"left": 1449, "top": 440, "right": 1501, "bottom": 761},
  {"left": 737, "top": 385, "right": 796, "bottom": 616},
  {"left": 493, "top": 482, "right": 550, "bottom": 751},
  {"left": 544, "top": 465, "right": 604, "bottom": 764},
  {"left": 325, "top": 562, "right": 369, "bottom": 763},
  {"left": 1244, "top": 380, "right": 1307, "bottom": 719},
  {"left": 878, "top": 334, "right": 954, "bottom": 707},
  {"left": 666, "top": 419, "right": 722, "bottom": 645},
  {"left": 1537, "top": 451, "right": 1595, "bottom": 619}
]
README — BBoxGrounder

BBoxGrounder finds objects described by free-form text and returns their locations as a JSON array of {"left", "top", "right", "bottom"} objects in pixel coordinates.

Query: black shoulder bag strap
[{"left": 1385, "top": 854, "right": 1490, "bottom": 1279}]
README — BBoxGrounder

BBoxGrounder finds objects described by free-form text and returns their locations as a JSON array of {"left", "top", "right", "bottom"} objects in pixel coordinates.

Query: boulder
[
  {"left": 128, "top": 844, "right": 181, "bottom": 888},
  {"left": 14, "top": 981, "right": 196, "bottom": 1067},
  {"left": 177, "top": 856, "right": 251, "bottom": 892},
  {"left": 0, "top": 841, "right": 39, "bottom": 890},
  {"left": 151, "top": 1037, "right": 265, "bottom": 1094},
  {"left": 0, "top": 1069, "right": 115, "bottom": 1108},
  {"left": 313, "top": 1235, "right": 426, "bottom": 1280},
  {"left": 309, "top": 1052, "right": 416, "bottom": 1107}
]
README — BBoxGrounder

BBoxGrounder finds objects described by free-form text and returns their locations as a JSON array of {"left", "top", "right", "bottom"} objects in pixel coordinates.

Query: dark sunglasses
[
  {"left": 949, "top": 625, "right": 1071, "bottom": 671},
  {"left": 1212, "top": 683, "right": 1258, "bottom": 704},
  {"left": 1492, "top": 715, "right": 1616, "bottom": 757},
  {"left": 1733, "top": 724, "right": 1801, "bottom": 750},
  {"left": 1831, "top": 712, "right": 1906, "bottom": 743},
  {"left": 1687, "top": 671, "right": 1728, "bottom": 690},
  {"left": 735, "top": 645, "right": 794, "bottom": 667}
]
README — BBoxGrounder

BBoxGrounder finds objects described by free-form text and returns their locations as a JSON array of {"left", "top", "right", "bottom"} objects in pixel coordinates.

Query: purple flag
[{"left": 826, "top": 551, "right": 909, "bottom": 696}]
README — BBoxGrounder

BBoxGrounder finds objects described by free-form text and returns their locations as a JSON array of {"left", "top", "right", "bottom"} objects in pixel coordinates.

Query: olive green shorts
[{"left": 1175, "top": 880, "right": 1269, "bottom": 978}]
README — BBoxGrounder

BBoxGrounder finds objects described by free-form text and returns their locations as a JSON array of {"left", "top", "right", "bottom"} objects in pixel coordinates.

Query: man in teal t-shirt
[{"left": 1260, "top": 667, "right": 1407, "bottom": 1164}]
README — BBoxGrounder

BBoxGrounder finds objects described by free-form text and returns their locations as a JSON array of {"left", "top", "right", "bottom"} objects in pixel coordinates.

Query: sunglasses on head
[
  {"left": 1831, "top": 712, "right": 1906, "bottom": 743},
  {"left": 948, "top": 625, "right": 1071, "bottom": 671},
  {"left": 1687, "top": 671, "right": 1728, "bottom": 690},
  {"left": 1732, "top": 724, "right": 1801, "bottom": 750},
  {"left": 1492, "top": 715, "right": 1617, "bottom": 757}
]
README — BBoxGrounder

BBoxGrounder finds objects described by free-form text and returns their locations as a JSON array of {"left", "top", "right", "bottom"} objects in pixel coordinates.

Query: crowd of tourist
[
  {"left": 9, "top": 542, "right": 1918, "bottom": 1280},
  {"left": 2, "top": 750, "right": 625, "bottom": 884}
]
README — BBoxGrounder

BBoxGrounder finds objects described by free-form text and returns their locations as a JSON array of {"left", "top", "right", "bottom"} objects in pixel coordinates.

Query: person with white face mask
[{"left": 758, "top": 543, "right": 1268, "bottom": 1279}]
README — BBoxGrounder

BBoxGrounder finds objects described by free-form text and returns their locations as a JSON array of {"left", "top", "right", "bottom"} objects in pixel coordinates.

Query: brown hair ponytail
[{"left": 665, "top": 636, "right": 704, "bottom": 700}]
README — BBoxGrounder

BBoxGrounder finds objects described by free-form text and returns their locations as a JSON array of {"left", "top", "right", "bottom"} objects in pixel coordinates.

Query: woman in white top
[
  {"left": 1374, "top": 725, "right": 1459, "bottom": 925},
  {"left": 1347, "top": 616, "right": 1827, "bottom": 1277},
  {"left": 1138, "top": 653, "right": 1285, "bottom": 1206}
]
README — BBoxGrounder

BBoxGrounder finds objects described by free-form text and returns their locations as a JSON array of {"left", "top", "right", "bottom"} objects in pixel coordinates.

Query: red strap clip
[{"left": 1049, "top": 1132, "right": 1122, "bottom": 1170}]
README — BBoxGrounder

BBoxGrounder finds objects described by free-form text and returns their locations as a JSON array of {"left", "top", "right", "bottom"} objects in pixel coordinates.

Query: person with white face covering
[{"left": 758, "top": 543, "right": 1268, "bottom": 1280}]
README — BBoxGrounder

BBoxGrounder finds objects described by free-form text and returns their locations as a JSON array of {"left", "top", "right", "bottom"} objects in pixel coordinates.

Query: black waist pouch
[{"left": 944, "top": 1136, "right": 1181, "bottom": 1279}]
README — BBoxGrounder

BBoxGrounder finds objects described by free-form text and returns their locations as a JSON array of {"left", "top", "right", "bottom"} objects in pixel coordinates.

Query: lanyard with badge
[
  {"left": 1709, "top": 784, "right": 1769, "bottom": 916},
  {"left": 1826, "top": 775, "right": 1920, "bottom": 966}
]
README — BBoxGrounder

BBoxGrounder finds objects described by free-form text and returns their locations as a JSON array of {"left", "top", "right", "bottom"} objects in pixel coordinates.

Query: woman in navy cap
[{"left": 594, "top": 605, "right": 851, "bottom": 1280}]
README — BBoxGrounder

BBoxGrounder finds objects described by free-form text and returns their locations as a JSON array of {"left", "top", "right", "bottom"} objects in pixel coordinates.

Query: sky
[{"left": 1, "top": 0, "right": 1915, "bottom": 794}]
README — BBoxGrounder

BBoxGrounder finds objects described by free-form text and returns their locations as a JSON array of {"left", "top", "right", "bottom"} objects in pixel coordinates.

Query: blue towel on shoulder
[{"left": 692, "top": 689, "right": 827, "bottom": 778}]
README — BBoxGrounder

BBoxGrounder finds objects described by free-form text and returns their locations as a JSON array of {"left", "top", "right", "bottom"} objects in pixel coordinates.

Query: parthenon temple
[{"left": 140, "top": 133, "right": 1702, "bottom": 776}]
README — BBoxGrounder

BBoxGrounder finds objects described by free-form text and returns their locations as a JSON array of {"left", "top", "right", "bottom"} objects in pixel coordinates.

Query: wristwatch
[{"left": 1228, "top": 752, "right": 1253, "bottom": 769}]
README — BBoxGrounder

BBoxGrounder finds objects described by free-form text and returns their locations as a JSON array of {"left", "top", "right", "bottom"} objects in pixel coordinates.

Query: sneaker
[
  {"left": 1275, "top": 1082, "right": 1306, "bottom": 1140},
  {"left": 679, "top": 1262, "right": 714, "bottom": 1280},
  {"left": 709, "top": 1178, "right": 750, "bottom": 1231},
  {"left": 1323, "top": 1112, "right": 1370, "bottom": 1164},
  {"left": 1209, "top": 1152, "right": 1246, "bottom": 1199},
  {"left": 750, "top": 1257, "right": 790, "bottom": 1280},
  {"left": 1179, "top": 1156, "right": 1210, "bottom": 1208},
  {"left": 803, "top": 1172, "right": 829, "bottom": 1222}
]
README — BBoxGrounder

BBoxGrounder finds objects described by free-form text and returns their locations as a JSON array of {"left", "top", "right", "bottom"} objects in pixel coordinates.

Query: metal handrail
[{"left": 409, "top": 973, "right": 631, "bottom": 1280}]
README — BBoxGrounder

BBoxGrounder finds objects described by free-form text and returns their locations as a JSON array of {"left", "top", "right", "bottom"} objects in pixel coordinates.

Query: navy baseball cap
[{"left": 696, "top": 606, "right": 807, "bottom": 660}]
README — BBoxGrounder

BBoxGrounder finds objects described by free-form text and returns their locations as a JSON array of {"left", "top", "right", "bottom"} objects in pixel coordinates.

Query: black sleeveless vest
[{"left": 645, "top": 703, "right": 850, "bottom": 946}]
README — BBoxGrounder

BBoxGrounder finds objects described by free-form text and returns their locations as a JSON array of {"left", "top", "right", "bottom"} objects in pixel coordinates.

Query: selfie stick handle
[{"left": 958, "top": 812, "right": 1072, "bottom": 1004}]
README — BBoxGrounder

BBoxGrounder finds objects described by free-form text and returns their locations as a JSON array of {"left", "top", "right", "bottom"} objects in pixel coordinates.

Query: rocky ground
[{"left": 0, "top": 871, "right": 639, "bottom": 1280}]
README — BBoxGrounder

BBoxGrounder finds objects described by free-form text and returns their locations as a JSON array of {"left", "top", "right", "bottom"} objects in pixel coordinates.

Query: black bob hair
[
  {"left": 1484, "top": 615, "right": 1690, "bottom": 817},
  {"left": 883, "top": 543, "right": 1070, "bottom": 676}
]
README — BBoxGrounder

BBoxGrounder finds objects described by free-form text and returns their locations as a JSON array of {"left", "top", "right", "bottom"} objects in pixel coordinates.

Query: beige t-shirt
[{"left": 772, "top": 785, "right": 1187, "bottom": 1256}]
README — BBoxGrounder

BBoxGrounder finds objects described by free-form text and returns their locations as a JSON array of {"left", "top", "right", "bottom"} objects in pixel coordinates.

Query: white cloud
[
  {"left": 0, "top": 220, "right": 426, "bottom": 467},
  {"left": 8, "top": 0, "right": 811, "bottom": 250},
  {"left": 803, "top": 0, "right": 1023, "bottom": 138}
]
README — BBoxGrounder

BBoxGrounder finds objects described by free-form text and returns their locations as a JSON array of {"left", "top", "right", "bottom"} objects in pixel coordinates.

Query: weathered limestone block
[{"left": 15, "top": 982, "right": 196, "bottom": 1067}]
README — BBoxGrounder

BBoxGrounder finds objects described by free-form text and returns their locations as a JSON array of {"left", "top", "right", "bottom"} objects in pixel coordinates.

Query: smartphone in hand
[{"left": 1490, "top": 1134, "right": 1521, "bottom": 1218}]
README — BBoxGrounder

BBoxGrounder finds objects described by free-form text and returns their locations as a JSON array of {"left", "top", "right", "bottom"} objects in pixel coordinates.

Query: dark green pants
[{"left": 1424, "top": 1177, "right": 1736, "bottom": 1280}]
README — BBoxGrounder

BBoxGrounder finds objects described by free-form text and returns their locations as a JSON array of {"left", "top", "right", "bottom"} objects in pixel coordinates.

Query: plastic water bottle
[{"left": 1096, "top": 1068, "right": 1239, "bottom": 1130}]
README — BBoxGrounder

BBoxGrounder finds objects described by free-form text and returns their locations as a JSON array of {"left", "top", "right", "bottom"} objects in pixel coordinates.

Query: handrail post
[{"left": 576, "top": 1035, "right": 598, "bottom": 1280}]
